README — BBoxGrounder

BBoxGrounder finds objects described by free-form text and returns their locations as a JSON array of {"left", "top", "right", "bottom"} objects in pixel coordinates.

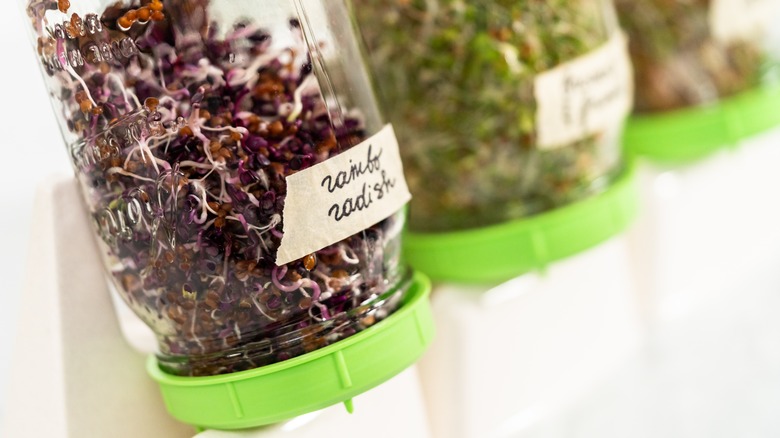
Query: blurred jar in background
[
  {"left": 616, "top": 0, "right": 779, "bottom": 113},
  {"left": 353, "top": 0, "right": 633, "bottom": 233}
]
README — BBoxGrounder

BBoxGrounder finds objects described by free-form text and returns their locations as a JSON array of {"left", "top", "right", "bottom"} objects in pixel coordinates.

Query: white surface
[
  {"left": 419, "top": 238, "right": 642, "bottom": 438},
  {"left": 0, "top": 6, "right": 73, "bottom": 426},
  {"left": 523, "top": 242, "right": 780, "bottom": 438},
  {"left": 628, "top": 127, "right": 780, "bottom": 323},
  {"left": 3, "top": 176, "right": 431, "bottom": 438}
]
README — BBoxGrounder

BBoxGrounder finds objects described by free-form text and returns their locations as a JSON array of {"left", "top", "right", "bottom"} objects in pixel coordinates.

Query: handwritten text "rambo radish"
[{"left": 320, "top": 145, "right": 397, "bottom": 222}]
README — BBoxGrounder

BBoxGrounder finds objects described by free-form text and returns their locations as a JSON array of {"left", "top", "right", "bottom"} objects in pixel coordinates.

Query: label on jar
[
  {"left": 276, "top": 124, "right": 411, "bottom": 266},
  {"left": 534, "top": 33, "right": 633, "bottom": 150},
  {"left": 710, "top": 0, "right": 780, "bottom": 44}
]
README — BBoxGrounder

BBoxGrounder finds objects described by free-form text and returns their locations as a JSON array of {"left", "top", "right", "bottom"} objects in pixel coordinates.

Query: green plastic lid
[
  {"left": 624, "top": 85, "right": 780, "bottom": 163},
  {"left": 148, "top": 272, "right": 434, "bottom": 430},
  {"left": 402, "top": 163, "right": 638, "bottom": 285}
]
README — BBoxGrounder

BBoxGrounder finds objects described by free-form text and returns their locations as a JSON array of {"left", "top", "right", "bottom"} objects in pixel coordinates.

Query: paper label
[
  {"left": 276, "top": 124, "right": 411, "bottom": 265},
  {"left": 710, "top": 0, "right": 780, "bottom": 44},
  {"left": 534, "top": 33, "right": 633, "bottom": 149}
]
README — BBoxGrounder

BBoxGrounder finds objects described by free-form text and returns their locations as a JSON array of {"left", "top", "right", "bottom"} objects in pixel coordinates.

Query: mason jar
[{"left": 23, "top": 0, "right": 418, "bottom": 379}]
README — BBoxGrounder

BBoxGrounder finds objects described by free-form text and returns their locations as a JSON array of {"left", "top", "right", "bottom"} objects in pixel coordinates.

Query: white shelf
[{"left": 419, "top": 238, "right": 642, "bottom": 438}]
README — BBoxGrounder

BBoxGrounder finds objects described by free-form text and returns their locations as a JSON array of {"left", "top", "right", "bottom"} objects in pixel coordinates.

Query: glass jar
[
  {"left": 615, "top": 0, "right": 777, "bottom": 113},
  {"left": 353, "top": 0, "right": 631, "bottom": 232},
  {"left": 24, "top": 0, "right": 412, "bottom": 377}
]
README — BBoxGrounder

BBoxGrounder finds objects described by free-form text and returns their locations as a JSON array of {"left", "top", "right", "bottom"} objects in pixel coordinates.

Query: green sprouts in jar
[{"left": 354, "top": 0, "right": 629, "bottom": 232}]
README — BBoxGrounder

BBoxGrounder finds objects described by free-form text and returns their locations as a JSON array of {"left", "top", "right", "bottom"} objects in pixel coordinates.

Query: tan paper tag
[
  {"left": 534, "top": 33, "right": 633, "bottom": 150},
  {"left": 710, "top": 0, "right": 780, "bottom": 44},
  {"left": 276, "top": 124, "right": 411, "bottom": 265}
]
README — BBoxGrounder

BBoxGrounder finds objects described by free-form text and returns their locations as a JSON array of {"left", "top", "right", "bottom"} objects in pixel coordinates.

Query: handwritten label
[
  {"left": 710, "top": 0, "right": 780, "bottom": 44},
  {"left": 534, "top": 33, "right": 633, "bottom": 149},
  {"left": 276, "top": 124, "right": 411, "bottom": 265}
]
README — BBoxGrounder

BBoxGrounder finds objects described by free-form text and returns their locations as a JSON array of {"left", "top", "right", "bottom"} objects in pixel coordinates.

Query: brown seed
[
  {"left": 57, "top": 0, "right": 70, "bottom": 13},
  {"left": 150, "top": 1, "right": 164, "bottom": 12},
  {"left": 91, "top": 106, "right": 103, "bottom": 116},
  {"left": 137, "top": 7, "right": 151, "bottom": 21},
  {"left": 303, "top": 254, "right": 317, "bottom": 271},
  {"left": 332, "top": 269, "right": 349, "bottom": 279},
  {"left": 361, "top": 315, "right": 376, "bottom": 326},
  {"left": 271, "top": 162, "right": 285, "bottom": 175},
  {"left": 80, "top": 100, "right": 93, "bottom": 113},
  {"left": 317, "top": 132, "right": 338, "bottom": 153},
  {"left": 269, "top": 120, "right": 284, "bottom": 135},
  {"left": 117, "top": 16, "right": 132, "bottom": 29},
  {"left": 65, "top": 14, "right": 81, "bottom": 38},
  {"left": 144, "top": 97, "right": 159, "bottom": 111},
  {"left": 209, "top": 116, "right": 225, "bottom": 127},
  {"left": 151, "top": 11, "right": 165, "bottom": 21},
  {"left": 125, "top": 10, "right": 138, "bottom": 21},
  {"left": 121, "top": 274, "right": 139, "bottom": 291}
]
